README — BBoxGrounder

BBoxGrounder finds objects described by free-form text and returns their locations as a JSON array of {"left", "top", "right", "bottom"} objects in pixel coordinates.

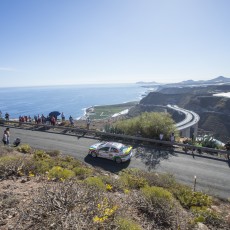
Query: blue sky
[{"left": 0, "top": 0, "right": 230, "bottom": 87}]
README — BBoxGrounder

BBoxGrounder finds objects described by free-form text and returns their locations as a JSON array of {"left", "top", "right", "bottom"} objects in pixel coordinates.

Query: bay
[{"left": 0, "top": 84, "right": 145, "bottom": 119}]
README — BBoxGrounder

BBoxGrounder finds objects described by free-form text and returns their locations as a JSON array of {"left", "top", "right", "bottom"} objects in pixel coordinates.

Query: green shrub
[
  {"left": 114, "top": 112, "right": 177, "bottom": 139},
  {"left": 198, "top": 135, "right": 219, "bottom": 149},
  {"left": 191, "top": 206, "right": 223, "bottom": 226},
  {"left": 46, "top": 150, "right": 60, "bottom": 157},
  {"left": 17, "top": 144, "right": 31, "bottom": 153},
  {"left": 33, "top": 150, "right": 50, "bottom": 160},
  {"left": 174, "top": 185, "right": 212, "bottom": 209},
  {"left": 119, "top": 169, "right": 148, "bottom": 189},
  {"left": 33, "top": 158, "right": 56, "bottom": 174},
  {"left": 141, "top": 185, "right": 173, "bottom": 203},
  {"left": 48, "top": 166, "right": 75, "bottom": 181},
  {"left": 73, "top": 166, "right": 93, "bottom": 179},
  {"left": 116, "top": 217, "right": 142, "bottom": 230},
  {"left": 101, "top": 175, "right": 123, "bottom": 191},
  {"left": 84, "top": 176, "right": 106, "bottom": 191}
]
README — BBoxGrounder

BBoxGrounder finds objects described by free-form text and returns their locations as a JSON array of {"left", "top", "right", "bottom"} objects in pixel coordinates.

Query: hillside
[
  {"left": 137, "top": 85, "right": 230, "bottom": 141},
  {"left": 0, "top": 146, "right": 230, "bottom": 229}
]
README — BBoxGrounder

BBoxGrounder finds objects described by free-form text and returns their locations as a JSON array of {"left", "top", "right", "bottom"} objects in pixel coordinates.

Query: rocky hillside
[
  {"left": 137, "top": 85, "right": 230, "bottom": 141},
  {"left": 1, "top": 146, "right": 230, "bottom": 229}
]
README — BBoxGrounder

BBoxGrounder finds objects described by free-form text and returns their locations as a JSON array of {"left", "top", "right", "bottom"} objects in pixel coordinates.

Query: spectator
[
  {"left": 61, "top": 112, "right": 65, "bottom": 122},
  {"left": 2, "top": 128, "right": 10, "bottom": 145},
  {"left": 51, "top": 116, "right": 56, "bottom": 126},
  {"left": 170, "top": 132, "right": 175, "bottom": 142},
  {"left": 2, "top": 130, "right": 7, "bottom": 145},
  {"left": 69, "top": 115, "right": 74, "bottom": 126},
  {"left": 5, "top": 112, "right": 9, "bottom": 121},
  {"left": 159, "top": 133, "right": 164, "bottom": 141},
  {"left": 86, "top": 117, "right": 91, "bottom": 129},
  {"left": 225, "top": 141, "right": 230, "bottom": 160}
]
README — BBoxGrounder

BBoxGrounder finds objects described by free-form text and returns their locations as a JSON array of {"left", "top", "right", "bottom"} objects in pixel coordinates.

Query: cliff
[{"left": 137, "top": 85, "right": 230, "bottom": 142}]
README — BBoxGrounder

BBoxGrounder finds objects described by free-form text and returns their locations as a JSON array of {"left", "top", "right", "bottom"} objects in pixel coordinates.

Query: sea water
[{"left": 0, "top": 84, "right": 146, "bottom": 119}]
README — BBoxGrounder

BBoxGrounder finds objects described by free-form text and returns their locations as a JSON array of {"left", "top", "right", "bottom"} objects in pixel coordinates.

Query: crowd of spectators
[{"left": 0, "top": 111, "right": 81, "bottom": 127}]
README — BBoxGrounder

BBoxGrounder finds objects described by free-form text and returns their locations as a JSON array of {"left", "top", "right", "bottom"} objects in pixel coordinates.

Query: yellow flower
[
  {"left": 106, "top": 184, "right": 113, "bottom": 191},
  {"left": 93, "top": 215, "right": 107, "bottom": 223},
  {"left": 29, "top": 171, "right": 35, "bottom": 177}
]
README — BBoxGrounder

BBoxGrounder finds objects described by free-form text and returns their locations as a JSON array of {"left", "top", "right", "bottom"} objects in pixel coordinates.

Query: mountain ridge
[{"left": 136, "top": 76, "right": 230, "bottom": 86}]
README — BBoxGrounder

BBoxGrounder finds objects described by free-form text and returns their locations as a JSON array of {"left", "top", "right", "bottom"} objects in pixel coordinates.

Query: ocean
[{"left": 0, "top": 84, "right": 146, "bottom": 119}]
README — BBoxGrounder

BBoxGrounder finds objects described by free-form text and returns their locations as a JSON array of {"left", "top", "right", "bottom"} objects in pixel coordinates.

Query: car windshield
[{"left": 120, "top": 146, "right": 130, "bottom": 153}]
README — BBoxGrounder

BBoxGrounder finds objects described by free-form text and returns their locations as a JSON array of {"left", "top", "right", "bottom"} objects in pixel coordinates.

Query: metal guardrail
[{"left": 0, "top": 120, "right": 229, "bottom": 157}]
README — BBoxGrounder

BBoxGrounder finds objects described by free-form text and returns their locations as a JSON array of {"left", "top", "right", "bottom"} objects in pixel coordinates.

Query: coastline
[
  {"left": 0, "top": 84, "right": 143, "bottom": 119},
  {"left": 81, "top": 101, "right": 138, "bottom": 120}
]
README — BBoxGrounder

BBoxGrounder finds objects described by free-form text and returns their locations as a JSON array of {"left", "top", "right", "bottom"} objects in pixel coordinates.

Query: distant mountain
[
  {"left": 172, "top": 76, "right": 230, "bottom": 86},
  {"left": 137, "top": 76, "right": 230, "bottom": 87},
  {"left": 206, "top": 76, "right": 230, "bottom": 83}
]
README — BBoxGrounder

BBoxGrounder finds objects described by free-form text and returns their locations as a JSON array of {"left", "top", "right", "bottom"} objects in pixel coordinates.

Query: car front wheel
[
  {"left": 115, "top": 157, "right": 122, "bottom": 164},
  {"left": 91, "top": 151, "right": 97, "bottom": 157}
]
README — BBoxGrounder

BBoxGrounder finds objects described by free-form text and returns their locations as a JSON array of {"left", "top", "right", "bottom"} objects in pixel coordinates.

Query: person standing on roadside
[
  {"left": 86, "top": 117, "right": 91, "bottom": 129},
  {"left": 5, "top": 112, "right": 9, "bottom": 121},
  {"left": 2, "top": 128, "right": 10, "bottom": 145},
  {"left": 2, "top": 130, "right": 7, "bottom": 145},
  {"left": 5, "top": 128, "right": 10, "bottom": 145},
  {"left": 170, "top": 132, "right": 175, "bottom": 142},
  {"left": 61, "top": 112, "right": 65, "bottom": 122},
  {"left": 159, "top": 133, "right": 164, "bottom": 141},
  {"left": 225, "top": 141, "right": 230, "bottom": 160}
]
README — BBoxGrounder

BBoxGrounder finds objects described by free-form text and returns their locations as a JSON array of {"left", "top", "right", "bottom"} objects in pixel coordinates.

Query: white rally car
[{"left": 88, "top": 142, "right": 133, "bottom": 163}]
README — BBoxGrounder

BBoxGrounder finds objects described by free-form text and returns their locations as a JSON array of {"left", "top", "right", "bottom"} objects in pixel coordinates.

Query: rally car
[{"left": 88, "top": 142, "right": 133, "bottom": 163}]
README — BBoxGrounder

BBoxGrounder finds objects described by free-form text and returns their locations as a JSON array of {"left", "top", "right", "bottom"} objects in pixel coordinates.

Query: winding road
[{"left": 1, "top": 126, "right": 230, "bottom": 199}]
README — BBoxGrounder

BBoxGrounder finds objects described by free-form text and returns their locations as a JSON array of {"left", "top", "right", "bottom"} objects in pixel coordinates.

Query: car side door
[
  {"left": 110, "top": 147, "right": 119, "bottom": 159},
  {"left": 98, "top": 146, "right": 110, "bottom": 158}
]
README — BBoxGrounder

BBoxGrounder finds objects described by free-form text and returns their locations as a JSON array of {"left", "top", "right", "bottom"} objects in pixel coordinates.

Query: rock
[
  {"left": 20, "top": 179, "right": 27, "bottom": 183},
  {"left": 195, "top": 222, "right": 210, "bottom": 230}
]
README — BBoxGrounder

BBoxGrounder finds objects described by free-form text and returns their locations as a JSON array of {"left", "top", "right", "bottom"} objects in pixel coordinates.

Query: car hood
[{"left": 89, "top": 143, "right": 103, "bottom": 150}]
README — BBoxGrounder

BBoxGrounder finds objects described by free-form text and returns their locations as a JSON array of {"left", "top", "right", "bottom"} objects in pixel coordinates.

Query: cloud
[{"left": 0, "top": 67, "right": 16, "bottom": 72}]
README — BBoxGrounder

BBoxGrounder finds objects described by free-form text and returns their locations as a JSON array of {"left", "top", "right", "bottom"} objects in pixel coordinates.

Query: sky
[{"left": 0, "top": 0, "right": 230, "bottom": 87}]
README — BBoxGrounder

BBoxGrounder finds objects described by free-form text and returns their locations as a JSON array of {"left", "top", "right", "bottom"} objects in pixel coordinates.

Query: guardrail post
[{"left": 193, "top": 175, "right": 197, "bottom": 192}]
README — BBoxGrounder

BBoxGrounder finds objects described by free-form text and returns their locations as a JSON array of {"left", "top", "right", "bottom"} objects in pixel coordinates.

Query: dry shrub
[
  {"left": 119, "top": 169, "right": 176, "bottom": 190},
  {"left": 143, "top": 172, "right": 176, "bottom": 188},
  {"left": 0, "top": 155, "right": 25, "bottom": 179},
  {"left": 16, "top": 181, "right": 119, "bottom": 229},
  {"left": 191, "top": 206, "right": 223, "bottom": 227},
  {"left": 17, "top": 144, "right": 31, "bottom": 153},
  {"left": 46, "top": 150, "right": 61, "bottom": 157},
  {"left": 119, "top": 169, "right": 148, "bottom": 189},
  {"left": 128, "top": 185, "right": 190, "bottom": 229},
  {"left": 0, "top": 192, "right": 19, "bottom": 209},
  {"left": 116, "top": 217, "right": 142, "bottom": 230},
  {"left": 84, "top": 176, "right": 106, "bottom": 191},
  {"left": 72, "top": 166, "right": 93, "bottom": 179}
]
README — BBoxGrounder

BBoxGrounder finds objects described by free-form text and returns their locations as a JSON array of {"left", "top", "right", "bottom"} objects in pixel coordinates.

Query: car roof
[{"left": 104, "top": 142, "right": 124, "bottom": 149}]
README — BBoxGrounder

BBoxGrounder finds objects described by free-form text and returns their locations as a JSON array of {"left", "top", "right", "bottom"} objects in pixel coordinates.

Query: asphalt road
[{"left": 1, "top": 126, "right": 230, "bottom": 199}]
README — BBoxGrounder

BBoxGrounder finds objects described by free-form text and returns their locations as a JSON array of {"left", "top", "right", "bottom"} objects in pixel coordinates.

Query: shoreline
[{"left": 81, "top": 101, "right": 138, "bottom": 121}]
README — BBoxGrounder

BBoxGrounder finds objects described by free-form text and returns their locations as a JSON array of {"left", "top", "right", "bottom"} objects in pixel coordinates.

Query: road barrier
[{"left": 0, "top": 120, "right": 229, "bottom": 157}]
